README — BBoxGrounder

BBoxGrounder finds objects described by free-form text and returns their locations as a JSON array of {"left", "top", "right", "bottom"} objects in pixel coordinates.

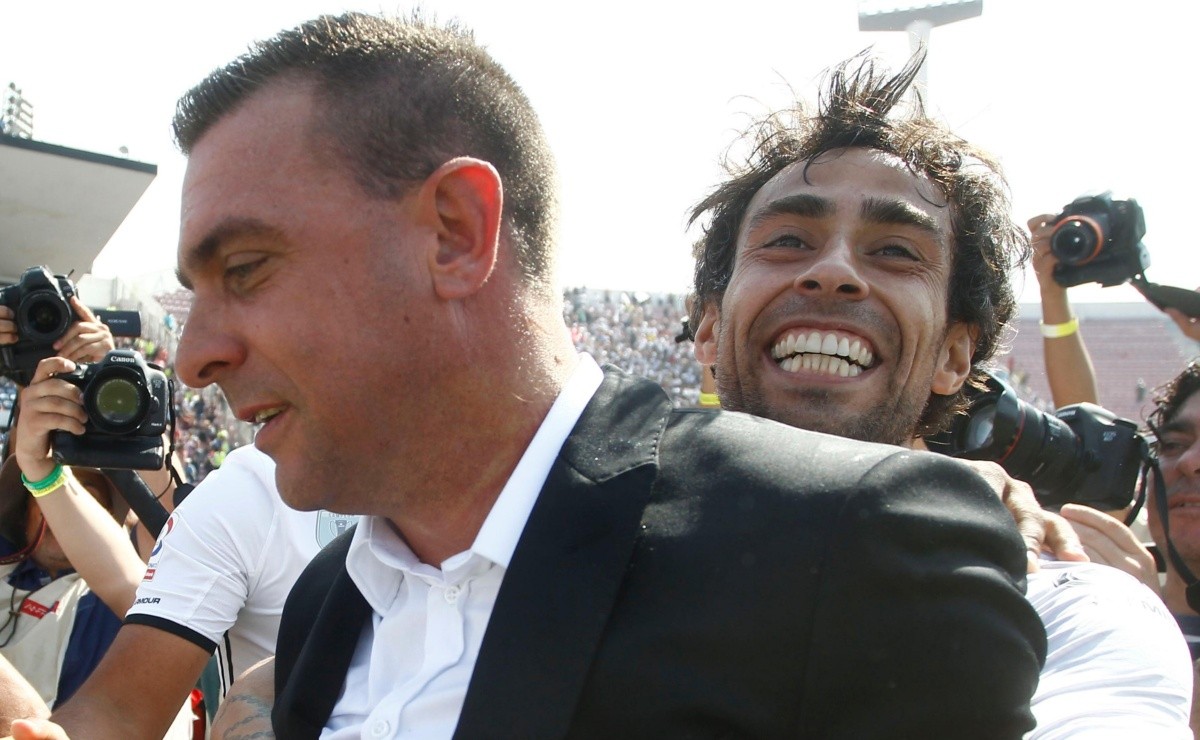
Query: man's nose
[
  {"left": 1176, "top": 440, "right": 1200, "bottom": 482},
  {"left": 174, "top": 301, "right": 246, "bottom": 390},
  {"left": 792, "top": 240, "right": 869, "bottom": 299}
]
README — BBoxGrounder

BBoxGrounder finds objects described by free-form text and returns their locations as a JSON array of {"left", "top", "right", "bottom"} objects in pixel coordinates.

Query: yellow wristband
[
  {"left": 1040, "top": 317, "right": 1079, "bottom": 339},
  {"left": 22, "top": 465, "right": 71, "bottom": 498},
  {"left": 699, "top": 392, "right": 721, "bottom": 407}
]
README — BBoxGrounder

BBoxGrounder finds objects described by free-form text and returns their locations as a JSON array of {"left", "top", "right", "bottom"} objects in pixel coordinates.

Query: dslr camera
[
  {"left": 52, "top": 349, "right": 173, "bottom": 470},
  {"left": 0, "top": 266, "right": 80, "bottom": 381},
  {"left": 1049, "top": 192, "right": 1150, "bottom": 288},
  {"left": 0, "top": 266, "right": 142, "bottom": 385},
  {"left": 925, "top": 371, "right": 1147, "bottom": 510}
]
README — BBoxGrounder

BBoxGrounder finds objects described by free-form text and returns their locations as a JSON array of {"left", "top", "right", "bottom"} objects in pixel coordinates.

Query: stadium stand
[{"left": 1001, "top": 301, "right": 1198, "bottom": 422}]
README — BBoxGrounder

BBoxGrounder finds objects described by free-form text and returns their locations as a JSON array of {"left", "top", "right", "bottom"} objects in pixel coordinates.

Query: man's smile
[{"left": 770, "top": 327, "right": 876, "bottom": 377}]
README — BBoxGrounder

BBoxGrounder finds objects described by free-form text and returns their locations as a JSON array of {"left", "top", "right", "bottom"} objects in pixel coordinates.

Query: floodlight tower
[{"left": 858, "top": 1, "right": 983, "bottom": 96}]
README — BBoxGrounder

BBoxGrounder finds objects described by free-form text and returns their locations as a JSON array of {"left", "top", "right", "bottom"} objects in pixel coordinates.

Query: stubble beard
[{"left": 715, "top": 363, "right": 924, "bottom": 447}]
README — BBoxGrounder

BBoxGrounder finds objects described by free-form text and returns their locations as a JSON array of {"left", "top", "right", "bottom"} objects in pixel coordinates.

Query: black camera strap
[{"left": 1145, "top": 453, "right": 1200, "bottom": 613}]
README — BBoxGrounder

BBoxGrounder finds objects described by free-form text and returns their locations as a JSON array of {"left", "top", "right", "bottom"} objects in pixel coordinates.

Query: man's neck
[{"left": 383, "top": 314, "right": 580, "bottom": 566}]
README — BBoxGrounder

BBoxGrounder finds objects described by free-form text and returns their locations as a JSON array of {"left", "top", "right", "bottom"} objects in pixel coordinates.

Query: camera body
[
  {"left": 1, "top": 266, "right": 145, "bottom": 385},
  {"left": 925, "top": 372, "right": 1147, "bottom": 510},
  {"left": 52, "top": 350, "right": 173, "bottom": 470},
  {"left": 0, "top": 266, "right": 80, "bottom": 383},
  {"left": 1050, "top": 192, "right": 1150, "bottom": 288}
]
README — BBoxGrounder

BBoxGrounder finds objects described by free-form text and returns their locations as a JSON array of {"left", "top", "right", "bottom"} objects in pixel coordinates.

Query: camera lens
[
  {"left": 1050, "top": 217, "right": 1104, "bottom": 266},
  {"left": 963, "top": 402, "right": 997, "bottom": 451},
  {"left": 88, "top": 374, "right": 148, "bottom": 433},
  {"left": 18, "top": 292, "right": 70, "bottom": 341}
]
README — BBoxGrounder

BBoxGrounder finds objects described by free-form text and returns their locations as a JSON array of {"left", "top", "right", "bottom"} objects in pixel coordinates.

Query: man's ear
[
  {"left": 418, "top": 157, "right": 503, "bottom": 300},
  {"left": 693, "top": 302, "right": 720, "bottom": 364},
  {"left": 931, "top": 322, "right": 976, "bottom": 395}
]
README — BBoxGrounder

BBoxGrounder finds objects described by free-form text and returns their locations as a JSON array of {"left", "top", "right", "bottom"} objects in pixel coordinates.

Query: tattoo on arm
[{"left": 215, "top": 693, "right": 275, "bottom": 740}]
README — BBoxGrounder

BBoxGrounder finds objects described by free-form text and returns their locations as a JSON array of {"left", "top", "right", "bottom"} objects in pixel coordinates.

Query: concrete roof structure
[{"left": 0, "top": 134, "right": 156, "bottom": 284}]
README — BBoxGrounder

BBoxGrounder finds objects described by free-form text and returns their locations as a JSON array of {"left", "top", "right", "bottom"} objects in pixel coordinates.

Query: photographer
[
  {"left": 1028, "top": 213, "right": 1101, "bottom": 408},
  {"left": 1027, "top": 213, "right": 1163, "bottom": 593}
]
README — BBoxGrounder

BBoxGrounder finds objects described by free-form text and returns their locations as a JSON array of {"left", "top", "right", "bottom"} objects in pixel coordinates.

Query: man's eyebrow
[
  {"left": 176, "top": 218, "right": 282, "bottom": 290},
  {"left": 744, "top": 193, "right": 834, "bottom": 233},
  {"left": 860, "top": 197, "right": 941, "bottom": 235},
  {"left": 1159, "top": 418, "right": 1194, "bottom": 437}
]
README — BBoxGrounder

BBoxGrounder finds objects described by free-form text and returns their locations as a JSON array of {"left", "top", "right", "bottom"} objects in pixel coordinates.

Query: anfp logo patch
[{"left": 316, "top": 511, "right": 356, "bottom": 548}]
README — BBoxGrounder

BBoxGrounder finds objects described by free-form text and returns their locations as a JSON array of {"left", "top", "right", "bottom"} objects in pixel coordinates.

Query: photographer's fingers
[
  {"left": 1166, "top": 307, "right": 1200, "bottom": 342},
  {"left": 1059, "top": 504, "right": 1159, "bottom": 593},
  {"left": 55, "top": 298, "right": 115, "bottom": 362},
  {"left": 0, "top": 305, "right": 16, "bottom": 345},
  {"left": 68, "top": 297, "right": 98, "bottom": 324},
  {"left": 1040, "top": 510, "right": 1089, "bottom": 563},
  {"left": 15, "top": 358, "right": 86, "bottom": 479},
  {"left": 1027, "top": 213, "right": 1062, "bottom": 289}
]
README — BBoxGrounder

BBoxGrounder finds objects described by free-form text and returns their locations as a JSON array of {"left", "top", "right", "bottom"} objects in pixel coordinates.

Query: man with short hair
[
  {"left": 690, "top": 54, "right": 1193, "bottom": 736},
  {"left": 11, "top": 14, "right": 1045, "bottom": 740}
]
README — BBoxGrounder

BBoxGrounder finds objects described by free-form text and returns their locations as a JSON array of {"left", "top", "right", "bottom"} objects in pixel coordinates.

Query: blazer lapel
[{"left": 454, "top": 368, "right": 671, "bottom": 739}]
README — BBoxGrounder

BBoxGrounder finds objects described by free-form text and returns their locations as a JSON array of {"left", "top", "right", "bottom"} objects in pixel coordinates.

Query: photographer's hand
[
  {"left": 1030, "top": 214, "right": 1069, "bottom": 308},
  {"left": 1166, "top": 291, "right": 1200, "bottom": 341},
  {"left": 53, "top": 298, "right": 114, "bottom": 364},
  {"left": 1059, "top": 503, "right": 1161, "bottom": 595},
  {"left": 0, "top": 306, "right": 15, "bottom": 346},
  {"left": 14, "top": 357, "right": 86, "bottom": 481},
  {"left": 1028, "top": 213, "right": 1100, "bottom": 407}
]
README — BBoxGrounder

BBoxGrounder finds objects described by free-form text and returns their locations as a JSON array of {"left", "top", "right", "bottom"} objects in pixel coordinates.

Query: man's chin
[{"left": 762, "top": 400, "right": 912, "bottom": 446}]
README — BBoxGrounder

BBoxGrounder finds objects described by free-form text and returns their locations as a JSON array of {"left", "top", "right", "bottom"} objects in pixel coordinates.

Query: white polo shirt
[{"left": 324, "top": 355, "right": 604, "bottom": 739}]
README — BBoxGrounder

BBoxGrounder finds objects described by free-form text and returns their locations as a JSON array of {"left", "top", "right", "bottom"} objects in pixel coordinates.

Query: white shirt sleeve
[
  {"left": 1026, "top": 560, "right": 1193, "bottom": 739},
  {"left": 124, "top": 446, "right": 280, "bottom": 652}
]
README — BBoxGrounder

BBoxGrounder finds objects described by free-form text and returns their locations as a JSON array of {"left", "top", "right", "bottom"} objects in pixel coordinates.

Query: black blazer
[{"left": 274, "top": 367, "right": 1046, "bottom": 739}]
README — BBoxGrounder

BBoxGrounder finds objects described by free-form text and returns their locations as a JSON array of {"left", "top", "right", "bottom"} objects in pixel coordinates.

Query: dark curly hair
[
  {"left": 1148, "top": 360, "right": 1200, "bottom": 452},
  {"left": 173, "top": 11, "right": 560, "bottom": 296},
  {"left": 688, "top": 52, "right": 1029, "bottom": 436}
]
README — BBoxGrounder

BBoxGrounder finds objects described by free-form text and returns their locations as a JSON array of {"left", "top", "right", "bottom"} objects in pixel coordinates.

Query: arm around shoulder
[{"left": 800, "top": 450, "right": 1046, "bottom": 738}]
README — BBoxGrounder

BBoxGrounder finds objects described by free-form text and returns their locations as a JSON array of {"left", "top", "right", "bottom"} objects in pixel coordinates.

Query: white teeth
[
  {"left": 254, "top": 408, "right": 283, "bottom": 424},
  {"left": 773, "top": 330, "right": 875, "bottom": 371}
]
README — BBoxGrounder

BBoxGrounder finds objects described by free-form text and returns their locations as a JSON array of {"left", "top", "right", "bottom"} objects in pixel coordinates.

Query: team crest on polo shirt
[{"left": 316, "top": 511, "right": 356, "bottom": 548}]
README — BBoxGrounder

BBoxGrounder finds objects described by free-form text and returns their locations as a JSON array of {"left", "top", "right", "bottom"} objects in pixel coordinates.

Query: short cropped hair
[
  {"left": 689, "top": 52, "right": 1028, "bottom": 435},
  {"left": 1149, "top": 360, "right": 1200, "bottom": 451},
  {"left": 173, "top": 12, "right": 560, "bottom": 293}
]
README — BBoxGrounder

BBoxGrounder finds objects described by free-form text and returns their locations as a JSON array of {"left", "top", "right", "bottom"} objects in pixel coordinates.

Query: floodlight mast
[{"left": 857, "top": 1, "right": 983, "bottom": 96}]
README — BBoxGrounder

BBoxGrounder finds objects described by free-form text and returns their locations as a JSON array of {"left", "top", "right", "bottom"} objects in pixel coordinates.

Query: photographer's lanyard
[{"left": 1146, "top": 453, "right": 1200, "bottom": 613}]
